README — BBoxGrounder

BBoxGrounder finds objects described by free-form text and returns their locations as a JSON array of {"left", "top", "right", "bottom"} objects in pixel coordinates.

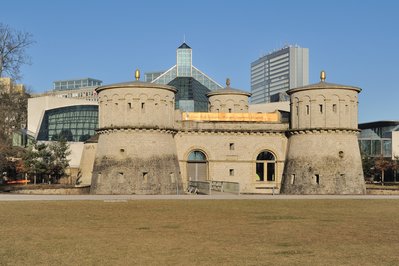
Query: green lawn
[{"left": 0, "top": 200, "right": 398, "bottom": 265}]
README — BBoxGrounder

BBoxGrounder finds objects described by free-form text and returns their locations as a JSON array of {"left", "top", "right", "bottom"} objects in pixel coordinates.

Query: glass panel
[
  {"left": 256, "top": 162, "right": 264, "bottom": 181},
  {"left": 267, "top": 162, "right": 275, "bottom": 181},
  {"left": 188, "top": 151, "right": 206, "bottom": 161},
  {"left": 360, "top": 140, "right": 371, "bottom": 156},
  {"left": 37, "top": 105, "right": 98, "bottom": 142},
  {"left": 256, "top": 151, "right": 275, "bottom": 161},
  {"left": 371, "top": 140, "right": 381, "bottom": 156},
  {"left": 383, "top": 140, "right": 392, "bottom": 157}
]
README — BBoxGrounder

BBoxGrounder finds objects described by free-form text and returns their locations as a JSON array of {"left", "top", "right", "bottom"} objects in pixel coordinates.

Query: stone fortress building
[
  {"left": 84, "top": 69, "right": 365, "bottom": 195},
  {"left": 281, "top": 71, "right": 365, "bottom": 194}
]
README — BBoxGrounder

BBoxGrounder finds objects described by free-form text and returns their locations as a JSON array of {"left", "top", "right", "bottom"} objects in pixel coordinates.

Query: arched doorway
[
  {"left": 187, "top": 150, "right": 208, "bottom": 181},
  {"left": 256, "top": 151, "right": 276, "bottom": 182}
]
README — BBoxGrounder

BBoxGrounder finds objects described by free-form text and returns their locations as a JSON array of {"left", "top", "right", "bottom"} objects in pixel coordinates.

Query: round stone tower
[
  {"left": 207, "top": 79, "right": 251, "bottom": 113},
  {"left": 281, "top": 71, "right": 365, "bottom": 194},
  {"left": 90, "top": 70, "right": 182, "bottom": 194}
]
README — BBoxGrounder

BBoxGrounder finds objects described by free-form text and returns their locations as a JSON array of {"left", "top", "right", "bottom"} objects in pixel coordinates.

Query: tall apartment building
[{"left": 251, "top": 45, "right": 309, "bottom": 104}]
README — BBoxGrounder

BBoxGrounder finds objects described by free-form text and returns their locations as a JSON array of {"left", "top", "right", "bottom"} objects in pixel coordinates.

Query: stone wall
[
  {"left": 175, "top": 122, "right": 288, "bottom": 194},
  {"left": 290, "top": 88, "right": 359, "bottom": 130},
  {"left": 208, "top": 94, "right": 249, "bottom": 113},
  {"left": 281, "top": 131, "right": 365, "bottom": 194},
  {"left": 79, "top": 142, "right": 97, "bottom": 185},
  {"left": 91, "top": 82, "right": 182, "bottom": 195},
  {"left": 98, "top": 84, "right": 176, "bottom": 130}
]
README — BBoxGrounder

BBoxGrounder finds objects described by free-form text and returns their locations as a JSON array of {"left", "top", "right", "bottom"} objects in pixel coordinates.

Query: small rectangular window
[
  {"left": 143, "top": 172, "right": 148, "bottom": 182},
  {"left": 291, "top": 174, "right": 295, "bottom": 185},
  {"left": 332, "top": 104, "right": 337, "bottom": 113},
  {"left": 128, "top": 102, "right": 132, "bottom": 109},
  {"left": 229, "top": 143, "right": 235, "bottom": 150},
  {"left": 228, "top": 108, "right": 232, "bottom": 113},
  {"left": 319, "top": 104, "right": 323, "bottom": 113},
  {"left": 306, "top": 105, "right": 310, "bottom": 115},
  {"left": 170, "top": 172, "right": 175, "bottom": 183},
  {"left": 141, "top": 102, "right": 145, "bottom": 113},
  {"left": 97, "top": 173, "right": 102, "bottom": 182},
  {"left": 118, "top": 172, "right": 124, "bottom": 183},
  {"left": 229, "top": 169, "right": 234, "bottom": 176},
  {"left": 315, "top": 174, "right": 320, "bottom": 185}
]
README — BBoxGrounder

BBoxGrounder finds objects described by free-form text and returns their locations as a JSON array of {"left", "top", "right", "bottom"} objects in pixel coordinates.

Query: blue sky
[{"left": 1, "top": 0, "right": 398, "bottom": 123}]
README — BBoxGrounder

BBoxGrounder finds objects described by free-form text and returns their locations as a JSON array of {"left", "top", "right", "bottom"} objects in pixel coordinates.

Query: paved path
[{"left": 1, "top": 193, "right": 399, "bottom": 201}]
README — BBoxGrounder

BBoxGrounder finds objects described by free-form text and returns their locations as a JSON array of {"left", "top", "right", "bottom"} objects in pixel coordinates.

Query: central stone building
[{"left": 87, "top": 70, "right": 365, "bottom": 195}]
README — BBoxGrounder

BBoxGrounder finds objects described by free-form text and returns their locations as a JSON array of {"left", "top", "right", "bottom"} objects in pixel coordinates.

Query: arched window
[
  {"left": 187, "top": 150, "right": 208, "bottom": 181},
  {"left": 256, "top": 151, "right": 276, "bottom": 182},
  {"left": 188, "top": 150, "right": 207, "bottom": 161}
]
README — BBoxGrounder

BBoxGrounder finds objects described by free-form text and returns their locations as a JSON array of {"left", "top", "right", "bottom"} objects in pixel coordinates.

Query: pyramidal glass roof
[
  {"left": 178, "top": 42, "right": 191, "bottom": 49},
  {"left": 151, "top": 43, "right": 222, "bottom": 91}
]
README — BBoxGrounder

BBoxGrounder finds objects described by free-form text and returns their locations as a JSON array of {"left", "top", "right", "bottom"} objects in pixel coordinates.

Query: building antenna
[{"left": 183, "top": 34, "right": 186, "bottom": 43}]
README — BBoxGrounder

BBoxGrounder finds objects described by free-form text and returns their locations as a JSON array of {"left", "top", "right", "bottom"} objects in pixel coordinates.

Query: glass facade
[
  {"left": 53, "top": 78, "right": 102, "bottom": 91},
  {"left": 145, "top": 71, "right": 164, "bottom": 82},
  {"left": 37, "top": 105, "right": 98, "bottom": 142},
  {"left": 191, "top": 66, "right": 223, "bottom": 91},
  {"left": 358, "top": 121, "right": 399, "bottom": 157},
  {"left": 168, "top": 77, "right": 210, "bottom": 112},
  {"left": 251, "top": 46, "right": 309, "bottom": 103},
  {"left": 152, "top": 66, "right": 177, "bottom": 85},
  {"left": 359, "top": 139, "right": 392, "bottom": 157},
  {"left": 149, "top": 43, "right": 223, "bottom": 111},
  {"left": 177, "top": 46, "right": 192, "bottom": 77}
]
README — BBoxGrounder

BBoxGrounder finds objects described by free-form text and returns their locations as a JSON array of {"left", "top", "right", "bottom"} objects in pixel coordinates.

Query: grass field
[{"left": 0, "top": 200, "right": 399, "bottom": 265}]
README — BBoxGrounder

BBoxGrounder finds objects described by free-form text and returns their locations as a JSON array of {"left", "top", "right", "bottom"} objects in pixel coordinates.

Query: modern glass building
[
  {"left": 144, "top": 72, "right": 163, "bottom": 82},
  {"left": 358, "top": 121, "right": 399, "bottom": 158},
  {"left": 53, "top": 78, "right": 102, "bottom": 91},
  {"left": 37, "top": 105, "right": 98, "bottom": 142},
  {"left": 147, "top": 43, "right": 223, "bottom": 112},
  {"left": 168, "top": 77, "right": 210, "bottom": 112},
  {"left": 251, "top": 45, "right": 309, "bottom": 104},
  {"left": 41, "top": 78, "right": 103, "bottom": 102}
]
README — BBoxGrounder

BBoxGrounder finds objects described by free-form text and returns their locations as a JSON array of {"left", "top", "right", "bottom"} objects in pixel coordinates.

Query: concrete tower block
[
  {"left": 281, "top": 72, "right": 365, "bottom": 194},
  {"left": 207, "top": 79, "right": 251, "bottom": 113},
  {"left": 91, "top": 74, "right": 182, "bottom": 194}
]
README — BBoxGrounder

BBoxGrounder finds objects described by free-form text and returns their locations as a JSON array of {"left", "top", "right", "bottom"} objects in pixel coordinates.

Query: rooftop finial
[
  {"left": 226, "top": 78, "right": 231, "bottom": 87},
  {"left": 320, "top": 70, "right": 326, "bottom": 82},
  {"left": 135, "top": 69, "right": 140, "bottom": 81}
]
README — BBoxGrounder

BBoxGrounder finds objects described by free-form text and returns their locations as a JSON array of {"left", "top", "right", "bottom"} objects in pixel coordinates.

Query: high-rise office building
[
  {"left": 251, "top": 45, "right": 309, "bottom": 104},
  {"left": 146, "top": 43, "right": 223, "bottom": 112}
]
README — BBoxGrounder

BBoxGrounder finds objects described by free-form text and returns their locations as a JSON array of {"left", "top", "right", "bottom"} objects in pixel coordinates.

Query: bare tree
[
  {"left": 0, "top": 23, "right": 34, "bottom": 80},
  {"left": 375, "top": 155, "right": 390, "bottom": 185}
]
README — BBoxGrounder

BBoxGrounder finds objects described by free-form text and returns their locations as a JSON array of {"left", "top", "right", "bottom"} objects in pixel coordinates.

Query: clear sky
[{"left": 1, "top": 0, "right": 398, "bottom": 123}]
